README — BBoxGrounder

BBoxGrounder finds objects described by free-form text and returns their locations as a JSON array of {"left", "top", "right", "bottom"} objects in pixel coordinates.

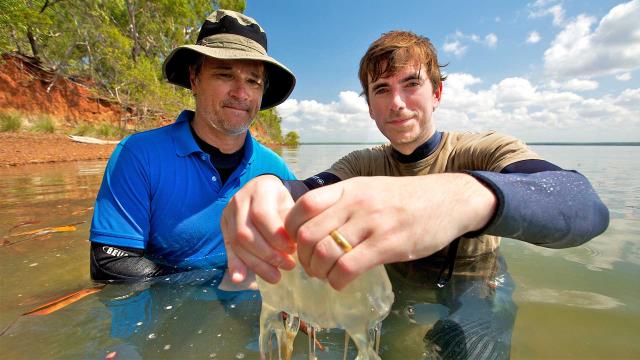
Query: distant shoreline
[
  {"left": 527, "top": 142, "right": 640, "bottom": 146},
  {"left": 300, "top": 142, "right": 640, "bottom": 146}
]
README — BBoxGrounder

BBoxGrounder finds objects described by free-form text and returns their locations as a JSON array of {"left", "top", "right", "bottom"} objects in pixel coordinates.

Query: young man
[
  {"left": 89, "top": 10, "right": 296, "bottom": 281},
  {"left": 221, "top": 31, "right": 609, "bottom": 290}
]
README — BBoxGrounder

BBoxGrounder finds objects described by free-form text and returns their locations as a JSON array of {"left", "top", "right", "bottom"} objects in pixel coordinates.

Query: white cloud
[
  {"left": 277, "top": 91, "right": 385, "bottom": 143},
  {"left": 544, "top": 0, "right": 640, "bottom": 79},
  {"left": 485, "top": 33, "right": 498, "bottom": 47},
  {"left": 278, "top": 76, "right": 639, "bottom": 143},
  {"left": 443, "top": 40, "right": 467, "bottom": 56},
  {"left": 616, "top": 72, "right": 632, "bottom": 81},
  {"left": 529, "top": 2, "right": 565, "bottom": 26},
  {"left": 443, "top": 31, "right": 499, "bottom": 57},
  {"left": 527, "top": 31, "right": 541, "bottom": 43},
  {"left": 548, "top": 78, "right": 599, "bottom": 91}
]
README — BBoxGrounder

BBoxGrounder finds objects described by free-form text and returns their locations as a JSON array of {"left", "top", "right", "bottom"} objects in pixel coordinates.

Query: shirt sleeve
[
  {"left": 89, "top": 141, "right": 151, "bottom": 249},
  {"left": 453, "top": 132, "right": 542, "bottom": 172},
  {"left": 467, "top": 170, "right": 610, "bottom": 248}
]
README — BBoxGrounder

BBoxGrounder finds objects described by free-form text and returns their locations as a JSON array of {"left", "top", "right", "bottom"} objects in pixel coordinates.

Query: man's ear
[
  {"left": 189, "top": 68, "right": 198, "bottom": 95},
  {"left": 433, "top": 83, "right": 443, "bottom": 107}
]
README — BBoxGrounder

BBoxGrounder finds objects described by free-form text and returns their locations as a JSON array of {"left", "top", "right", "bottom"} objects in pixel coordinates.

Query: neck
[
  {"left": 191, "top": 114, "right": 246, "bottom": 154},
  {"left": 391, "top": 130, "right": 442, "bottom": 163},
  {"left": 392, "top": 127, "right": 436, "bottom": 155}
]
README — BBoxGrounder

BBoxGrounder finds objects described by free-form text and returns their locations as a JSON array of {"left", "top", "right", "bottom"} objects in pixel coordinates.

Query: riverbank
[{"left": 0, "top": 132, "right": 116, "bottom": 167}]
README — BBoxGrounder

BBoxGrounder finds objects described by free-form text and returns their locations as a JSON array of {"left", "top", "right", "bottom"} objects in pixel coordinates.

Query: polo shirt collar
[{"left": 172, "top": 110, "right": 255, "bottom": 165}]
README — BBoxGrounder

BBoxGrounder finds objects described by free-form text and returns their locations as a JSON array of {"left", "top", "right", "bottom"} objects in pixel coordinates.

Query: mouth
[
  {"left": 223, "top": 101, "right": 251, "bottom": 113},
  {"left": 223, "top": 105, "right": 249, "bottom": 113},
  {"left": 387, "top": 117, "right": 413, "bottom": 126}
]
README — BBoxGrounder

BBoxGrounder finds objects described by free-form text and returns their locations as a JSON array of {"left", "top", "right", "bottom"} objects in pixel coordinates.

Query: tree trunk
[
  {"left": 26, "top": 26, "right": 39, "bottom": 60},
  {"left": 124, "top": 0, "right": 141, "bottom": 62}
]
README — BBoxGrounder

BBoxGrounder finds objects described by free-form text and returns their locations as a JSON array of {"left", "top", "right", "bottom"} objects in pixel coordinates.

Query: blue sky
[{"left": 245, "top": 0, "right": 639, "bottom": 143}]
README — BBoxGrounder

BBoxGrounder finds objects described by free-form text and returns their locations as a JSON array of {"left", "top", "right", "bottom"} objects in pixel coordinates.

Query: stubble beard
[{"left": 202, "top": 109, "right": 253, "bottom": 137}]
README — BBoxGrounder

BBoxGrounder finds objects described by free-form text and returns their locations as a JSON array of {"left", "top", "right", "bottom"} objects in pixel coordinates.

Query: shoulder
[
  {"left": 328, "top": 144, "right": 390, "bottom": 178},
  {"left": 251, "top": 141, "right": 287, "bottom": 167},
  {"left": 444, "top": 131, "right": 540, "bottom": 171},
  {"left": 120, "top": 125, "right": 174, "bottom": 150},
  {"left": 249, "top": 139, "right": 294, "bottom": 178},
  {"left": 446, "top": 131, "right": 522, "bottom": 146},
  {"left": 342, "top": 144, "right": 389, "bottom": 161}
]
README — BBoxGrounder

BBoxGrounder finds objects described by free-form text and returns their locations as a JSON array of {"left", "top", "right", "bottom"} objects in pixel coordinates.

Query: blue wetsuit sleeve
[
  {"left": 281, "top": 172, "right": 342, "bottom": 201},
  {"left": 466, "top": 160, "right": 609, "bottom": 248},
  {"left": 90, "top": 141, "right": 150, "bottom": 249}
]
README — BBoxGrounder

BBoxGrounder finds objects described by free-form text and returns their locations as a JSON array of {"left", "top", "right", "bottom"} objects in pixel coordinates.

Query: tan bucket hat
[{"left": 163, "top": 10, "right": 296, "bottom": 110}]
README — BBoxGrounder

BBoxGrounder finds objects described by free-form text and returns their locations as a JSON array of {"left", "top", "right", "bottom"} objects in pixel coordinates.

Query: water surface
[{"left": 0, "top": 145, "right": 638, "bottom": 359}]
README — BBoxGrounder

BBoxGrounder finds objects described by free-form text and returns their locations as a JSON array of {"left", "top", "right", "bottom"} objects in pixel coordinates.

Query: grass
[
  {"left": 72, "top": 122, "right": 96, "bottom": 136},
  {"left": 0, "top": 112, "right": 23, "bottom": 132},
  {"left": 96, "top": 122, "right": 123, "bottom": 139},
  {"left": 31, "top": 115, "right": 56, "bottom": 133}
]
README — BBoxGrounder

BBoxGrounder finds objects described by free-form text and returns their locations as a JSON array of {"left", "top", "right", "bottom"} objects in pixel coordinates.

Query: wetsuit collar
[{"left": 391, "top": 131, "right": 443, "bottom": 163}]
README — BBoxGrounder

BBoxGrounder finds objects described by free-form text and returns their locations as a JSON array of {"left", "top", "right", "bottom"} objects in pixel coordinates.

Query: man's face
[
  {"left": 367, "top": 62, "right": 442, "bottom": 154},
  {"left": 190, "top": 57, "right": 265, "bottom": 136}
]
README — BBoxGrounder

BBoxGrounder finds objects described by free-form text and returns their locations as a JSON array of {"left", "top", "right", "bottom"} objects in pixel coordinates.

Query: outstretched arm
[
  {"left": 467, "top": 159, "right": 609, "bottom": 247},
  {"left": 284, "top": 160, "right": 609, "bottom": 290}
]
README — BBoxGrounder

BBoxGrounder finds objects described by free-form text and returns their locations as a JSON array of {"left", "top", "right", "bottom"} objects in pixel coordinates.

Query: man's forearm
[
  {"left": 90, "top": 242, "right": 179, "bottom": 282},
  {"left": 467, "top": 170, "right": 609, "bottom": 248}
]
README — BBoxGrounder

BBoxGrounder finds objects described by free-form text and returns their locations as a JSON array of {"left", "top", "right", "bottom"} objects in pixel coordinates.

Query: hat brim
[{"left": 163, "top": 45, "right": 296, "bottom": 110}]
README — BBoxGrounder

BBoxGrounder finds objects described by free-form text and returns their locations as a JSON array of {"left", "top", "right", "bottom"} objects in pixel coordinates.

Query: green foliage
[
  {"left": 284, "top": 131, "right": 300, "bottom": 146},
  {"left": 0, "top": 0, "right": 223, "bottom": 117},
  {"left": 0, "top": 0, "right": 297, "bottom": 144},
  {"left": 254, "top": 108, "right": 283, "bottom": 143},
  {"left": 72, "top": 122, "right": 96, "bottom": 136},
  {"left": 31, "top": 115, "right": 56, "bottom": 133},
  {"left": 96, "top": 122, "right": 129, "bottom": 139},
  {"left": 0, "top": 111, "right": 23, "bottom": 132},
  {"left": 219, "top": 0, "right": 246, "bottom": 12}
]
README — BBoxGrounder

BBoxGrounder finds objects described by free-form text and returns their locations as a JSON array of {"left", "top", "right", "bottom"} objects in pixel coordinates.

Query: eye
[
  {"left": 215, "top": 72, "right": 233, "bottom": 80},
  {"left": 247, "top": 78, "right": 263, "bottom": 88},
  {"left": 373, "top": 87, "right": 389, "bottom": 95}
]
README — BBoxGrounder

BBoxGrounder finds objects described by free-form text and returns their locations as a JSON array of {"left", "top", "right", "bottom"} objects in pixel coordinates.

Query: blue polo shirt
[{"left": 90, "top": 110, "right": 295, "bottom": 269}]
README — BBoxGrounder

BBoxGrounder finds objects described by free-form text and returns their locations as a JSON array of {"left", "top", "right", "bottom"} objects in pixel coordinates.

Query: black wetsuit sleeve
[
  {"left": 466, "top": 159, "right": 610, "bottom": 248},
  {"left": 90, "top": 242, "right": 180, "bottom": 282},
  {"left": 281, "top": 172, "right": 342, "bottom": 201}
]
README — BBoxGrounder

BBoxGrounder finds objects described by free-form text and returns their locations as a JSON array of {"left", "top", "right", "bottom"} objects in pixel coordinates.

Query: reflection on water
[{"left": 0, "top": 146, "right": 639, "bottom": 359}]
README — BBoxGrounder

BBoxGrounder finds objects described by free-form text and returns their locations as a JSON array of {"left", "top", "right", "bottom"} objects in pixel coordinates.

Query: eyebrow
[
  {"left": 370, "top": 71, "right": 423, "bottom": 92},
  {"left": 401, "top": 72, "right": 422, "bottom": 83},
  {"left": 209, "top": 65, "right": 264, "bottom": 79}
]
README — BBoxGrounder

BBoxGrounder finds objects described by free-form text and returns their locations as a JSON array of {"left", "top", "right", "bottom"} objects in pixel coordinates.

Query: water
[{"left": 0, "top": 145, "right": 638, "bottom": 359}]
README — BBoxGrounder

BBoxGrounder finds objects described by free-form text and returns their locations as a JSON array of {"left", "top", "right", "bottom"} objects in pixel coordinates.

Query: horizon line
[{"left": 298, "top": 141, "right": 640, "bottom": 146}]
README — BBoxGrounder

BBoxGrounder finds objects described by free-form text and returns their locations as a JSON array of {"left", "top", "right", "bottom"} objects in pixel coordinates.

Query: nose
[
  {"left": 389, "top": 89, "right": 406, "bottom": 111},
  {"left": 229, "top": 79, "right": 249, "bottom": 100}
]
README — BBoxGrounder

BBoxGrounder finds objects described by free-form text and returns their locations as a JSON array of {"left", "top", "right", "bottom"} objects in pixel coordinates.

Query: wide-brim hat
[{"left": 163, "top": 10, "right": 295, "bottom": 110}]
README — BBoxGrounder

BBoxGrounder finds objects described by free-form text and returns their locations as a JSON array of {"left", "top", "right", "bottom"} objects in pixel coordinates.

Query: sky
[{"left": 244, "top": 0, "right": 640, "bottom": 143}]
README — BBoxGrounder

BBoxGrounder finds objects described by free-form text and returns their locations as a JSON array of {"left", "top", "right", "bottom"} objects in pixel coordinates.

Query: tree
[
  {"left": 284, "top": 131, "right": 300, "bottom": 146},
  {"left": 0, "top": 1, "right": 305, "bottom": 143}
]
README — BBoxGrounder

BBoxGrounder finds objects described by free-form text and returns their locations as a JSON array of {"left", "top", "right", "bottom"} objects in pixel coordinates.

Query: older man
[{"left": 89, "top": 10, "right": 296, "bottom": 281}]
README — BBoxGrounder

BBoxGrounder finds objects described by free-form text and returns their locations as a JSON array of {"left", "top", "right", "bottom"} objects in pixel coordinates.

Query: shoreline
[{"left": 0, "top": 132, "right": 117, "bottom": 167}]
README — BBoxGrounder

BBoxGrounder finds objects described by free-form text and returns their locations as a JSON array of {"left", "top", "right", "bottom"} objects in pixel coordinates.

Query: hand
[
  {"left": 284, "top": 173, "right": 497, "bottom": 291},
  {"left": 221, "top": 175, "right": 297, "bottom": 284}
]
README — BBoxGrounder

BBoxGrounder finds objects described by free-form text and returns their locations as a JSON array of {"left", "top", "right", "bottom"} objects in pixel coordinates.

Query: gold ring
[{"left": 330, "top": 230, "right": 352, "bottom": 253}]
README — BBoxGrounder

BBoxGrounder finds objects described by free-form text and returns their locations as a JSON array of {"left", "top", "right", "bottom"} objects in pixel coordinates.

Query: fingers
[
  {"left": 249, "top": 183, "right": 295, "bottom": 254},
  {"left": 285, "top": 184, "right": 348, "bottom": 271},
  {"left": 221, "top": 175, "right": 297, "bottom": 284},
  {"left": 326, "top": 243, "right": 377, "bottom": 291},
  {"left": 231, "top": 245, "right": 283, "bottom": 284}
]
